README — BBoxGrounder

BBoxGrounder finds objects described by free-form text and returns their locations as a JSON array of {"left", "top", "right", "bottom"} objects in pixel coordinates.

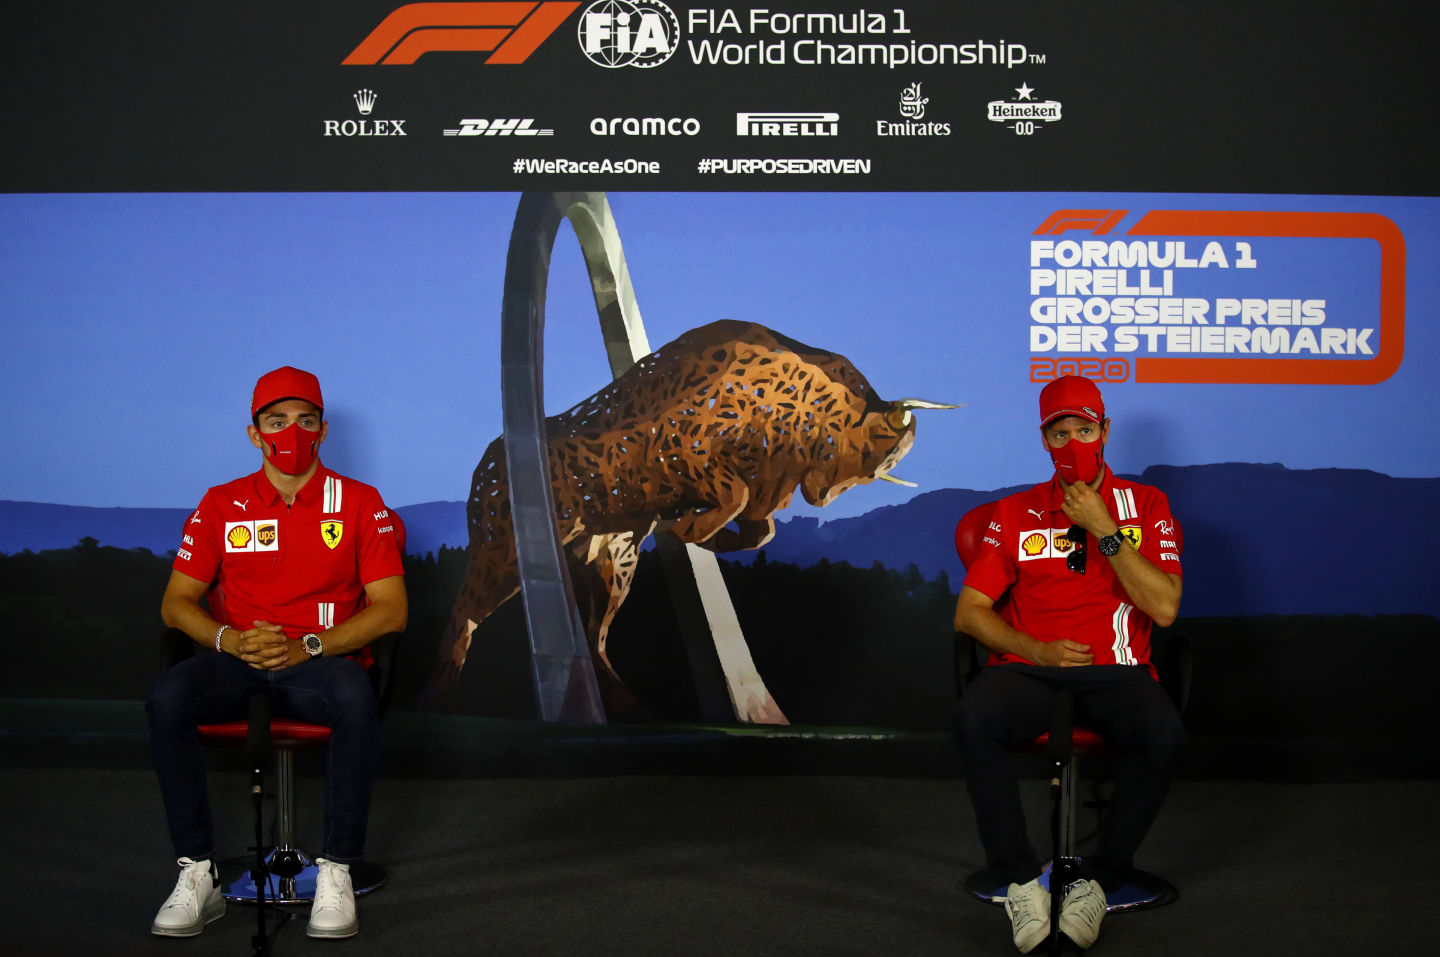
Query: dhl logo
[{"left": 344, "top": 2, "right": 580, "bottom": 65}]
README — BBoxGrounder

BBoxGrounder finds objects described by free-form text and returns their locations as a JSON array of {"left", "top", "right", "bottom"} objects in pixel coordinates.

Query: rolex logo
[{"left": 325, "top": 89, "right": 406, "bottom": 137}]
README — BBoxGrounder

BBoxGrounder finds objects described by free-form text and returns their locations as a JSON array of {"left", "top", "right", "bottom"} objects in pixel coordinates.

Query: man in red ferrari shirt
[
  {"left": 954, "top": 375, "right": 1185, "bottom": 953},
  {"left": 146, "top": 366, "right": 406, "bottom": 941}
]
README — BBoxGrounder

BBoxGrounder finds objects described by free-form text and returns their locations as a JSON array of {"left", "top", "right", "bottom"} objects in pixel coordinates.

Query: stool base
[
  {"left": 965, "top": 859, "right": 1177, "bottom": 913},
  {"left": 219, "top": 849, "right": 386, "bottom": 905}
]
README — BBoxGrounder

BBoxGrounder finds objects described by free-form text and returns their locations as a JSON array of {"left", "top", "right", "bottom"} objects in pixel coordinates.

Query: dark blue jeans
[
  {"left": 146, "top": 650, "right": 380, "bottom": 864},
  {"left": 954, "top": 663, "right": 1187, "bottom": 887}
]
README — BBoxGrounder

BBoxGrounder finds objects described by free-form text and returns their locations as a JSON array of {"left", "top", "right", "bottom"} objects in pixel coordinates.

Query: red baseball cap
[
  {"left": 1039, "top": 375, "right": 1105, "bottom": 426},
  {"left": 251, "top": 366, "right": 324, "bottom": 418}
]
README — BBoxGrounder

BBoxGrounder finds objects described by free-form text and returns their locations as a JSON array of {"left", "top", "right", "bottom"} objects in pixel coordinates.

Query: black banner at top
[{"left": 4, "top": 1, "right": 1435, "bottom": 193}]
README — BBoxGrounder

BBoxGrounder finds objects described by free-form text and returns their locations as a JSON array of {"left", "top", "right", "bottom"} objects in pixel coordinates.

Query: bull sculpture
[{"left": 421, "top": 320, "right": 955, "bottom": 714}]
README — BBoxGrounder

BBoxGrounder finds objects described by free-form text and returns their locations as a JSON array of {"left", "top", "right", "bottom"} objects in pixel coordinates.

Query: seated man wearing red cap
[
  {"left": 954, "top": 375, "right": 1185, "bottom": 953},
  {"left": 146, "top": 366, "right": 407, "bottom": 940}
]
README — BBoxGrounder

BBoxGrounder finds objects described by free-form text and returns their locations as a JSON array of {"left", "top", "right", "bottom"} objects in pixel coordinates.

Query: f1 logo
[{"left": 344, "top": 2, "right": 581, "bottom": 65}]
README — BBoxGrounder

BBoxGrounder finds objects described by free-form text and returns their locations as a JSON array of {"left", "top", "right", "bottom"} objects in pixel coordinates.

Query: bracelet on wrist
[{"left": 215, "top": 625, "right": 230, "bottom": 653}]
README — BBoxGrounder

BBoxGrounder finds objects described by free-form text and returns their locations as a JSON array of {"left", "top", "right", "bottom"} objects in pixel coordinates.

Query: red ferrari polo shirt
[
  {"left": 961, "top": 471, "right": 1183, "bottom": 677},
  {"left": 173, "top": 463, "right": 404, "bottom": 643}
]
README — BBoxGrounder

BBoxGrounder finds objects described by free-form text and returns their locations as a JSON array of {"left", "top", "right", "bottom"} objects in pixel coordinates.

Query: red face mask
[
  {"left": 1048, "top": 434, "right": 1104, "bottom": 484},
  {"left": 258, "top": 422, "right": 320, "bottom": 475}
]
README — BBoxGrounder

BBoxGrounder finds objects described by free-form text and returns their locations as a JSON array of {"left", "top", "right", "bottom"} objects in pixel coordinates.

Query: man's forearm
[
  {"left": 314, "top": 598, "right": 407, "bottom": 657},
  {"left": 161, "top": 595, "right": 229, "bottom": 650},
  {"left": 1102, "top": 541, "right": 1181, "bottom": 626},
  {"left": 955, "top": 602, "right": 1040, "bottom": 662}
]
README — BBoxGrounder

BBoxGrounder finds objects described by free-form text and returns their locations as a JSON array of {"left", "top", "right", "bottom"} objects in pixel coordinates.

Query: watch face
[
  {"left": 304, "top": 634, "right": 322, "bottom": 655},
  {"left": 1099, "top": 535, "right": 1122, "bottom": 557}
]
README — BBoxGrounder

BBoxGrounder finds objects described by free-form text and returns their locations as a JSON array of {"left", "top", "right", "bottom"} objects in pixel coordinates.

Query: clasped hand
[{"left": 236, "top": 621, "right": 303, "bottom": 671}]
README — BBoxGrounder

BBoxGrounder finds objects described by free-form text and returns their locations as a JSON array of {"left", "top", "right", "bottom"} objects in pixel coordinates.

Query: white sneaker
[
  {"left": 1002, "top": 877, "right": 1051, "bottom": 954},
  {"left": 307, "top": 858, "right": 359, "bottom": 939},
  {"left": 1058, "top": 879, "right": 1107, "bottom": 949},
  {"left": 150, "top": 857, "right": 225, "bottom": 937}
]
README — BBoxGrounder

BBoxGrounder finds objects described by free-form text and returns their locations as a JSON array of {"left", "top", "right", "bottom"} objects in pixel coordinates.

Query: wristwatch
[
  {"left": 1097, "top": 531, "right": 1124, "bottom": 557},
  {"left": 302, "top": 633, "right": 324, "bottom": 657}
]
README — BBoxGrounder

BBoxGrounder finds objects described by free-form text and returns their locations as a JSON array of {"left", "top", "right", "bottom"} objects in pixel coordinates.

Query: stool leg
[
  {"left": 1063, "top": 757, "right": 1078, "bottom": 859},
  {"left": 269, "top": 751, "right": 312, "bottom": 900}
]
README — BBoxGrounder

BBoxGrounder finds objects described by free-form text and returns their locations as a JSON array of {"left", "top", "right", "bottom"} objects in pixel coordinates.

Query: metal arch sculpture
[{"left": 499, "top": 191, "right": 785, "bottom": 724}]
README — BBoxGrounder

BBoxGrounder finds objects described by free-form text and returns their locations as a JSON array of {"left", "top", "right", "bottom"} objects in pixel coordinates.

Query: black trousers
[{"left": 954, "top": 663, "right": 1187, "bottom": 886}]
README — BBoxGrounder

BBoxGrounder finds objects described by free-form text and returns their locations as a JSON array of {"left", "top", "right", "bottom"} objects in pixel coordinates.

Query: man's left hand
[
  {"left": 249, "top": 621, "right": 310, "bottom": 671},
  {"left": 1059, "top": 477, "right": 1118, "bottom": 537}
]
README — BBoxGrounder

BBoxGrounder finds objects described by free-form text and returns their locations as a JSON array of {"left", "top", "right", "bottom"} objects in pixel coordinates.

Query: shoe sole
[
  {"left": 307, "top": 920, "right": 359, "bottom": 939},
  {"left": 1058, "top": 918, "right": 1099, "bottom": 950},
  {"left": 150, "top": 900, "right": 225, "bottom": 937}
]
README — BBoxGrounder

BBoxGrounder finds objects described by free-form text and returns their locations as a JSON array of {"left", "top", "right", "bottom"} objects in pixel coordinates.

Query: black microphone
[
  {"left": 246, "top": 692, "right": 271, "bottom": 775},
  {"left": 1046, "top": 691, "right": 1075, "bottom": 767}
]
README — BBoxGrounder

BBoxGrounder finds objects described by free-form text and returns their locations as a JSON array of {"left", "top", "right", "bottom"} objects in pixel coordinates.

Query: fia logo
[{"left": 579, "top": 0, "right": 679, "bottom": 68}]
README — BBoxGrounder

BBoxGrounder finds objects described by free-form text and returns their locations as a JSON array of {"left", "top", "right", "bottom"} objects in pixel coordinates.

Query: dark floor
[{"left": 0, "top": 769, "right": 1432, "bottom": 956}]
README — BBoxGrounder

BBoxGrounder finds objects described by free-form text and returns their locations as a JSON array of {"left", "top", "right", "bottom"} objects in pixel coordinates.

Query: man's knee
[
  {"left": 146, "top": 667, "right": 196, "bottom": 723},
  {"left": 1128, "top": 706, "right": 1187, "bottom": 769},
  {"left": 954, "top": 700, "right": 1013, "bottom": 754},
  {"left": 314, "top": 660, "right": 378, "bottom": 725}
]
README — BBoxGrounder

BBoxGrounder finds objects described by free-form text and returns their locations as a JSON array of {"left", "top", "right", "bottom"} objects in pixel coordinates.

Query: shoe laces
[
  {"left": 313, "top": 861, "right": 349, "bottom": 911},
  {"left": 1064, "top": 883, "right": 1105, "bottom": 923},
  {"left": 162, "top": 859, "right": 210, "bottom": 910},
  {"left": 1007, "top": 882, "right": 1049, "bottom": 926}
]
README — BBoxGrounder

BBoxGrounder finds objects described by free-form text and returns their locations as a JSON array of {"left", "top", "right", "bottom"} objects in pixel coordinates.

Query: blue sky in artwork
[{"left": 1, "top": 191, "right": 1436, "bottom": 519}]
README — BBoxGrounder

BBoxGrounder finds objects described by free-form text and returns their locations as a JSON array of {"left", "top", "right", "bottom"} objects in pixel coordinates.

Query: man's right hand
[
  {"left": 1029, "top": 638, "right": 1094, "bottom": 667},
  {"left": 236, "top": 621, "right": 289, "bottom": 669}
]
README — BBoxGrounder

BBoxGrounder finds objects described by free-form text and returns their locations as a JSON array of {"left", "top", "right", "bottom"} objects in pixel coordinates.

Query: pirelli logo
[{"left": 343, "top": 2, "right": 581, "bottom": 65}]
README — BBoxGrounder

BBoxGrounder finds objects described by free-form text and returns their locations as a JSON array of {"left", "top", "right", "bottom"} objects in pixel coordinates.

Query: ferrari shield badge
[{"left": 321, "top": 520, "right": 344, "bottom": 549}]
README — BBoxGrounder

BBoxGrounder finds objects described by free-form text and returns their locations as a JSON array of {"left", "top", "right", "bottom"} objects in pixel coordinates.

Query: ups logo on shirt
[{"left": 257, "top": 524, "right": 277, "bottom": 547}]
